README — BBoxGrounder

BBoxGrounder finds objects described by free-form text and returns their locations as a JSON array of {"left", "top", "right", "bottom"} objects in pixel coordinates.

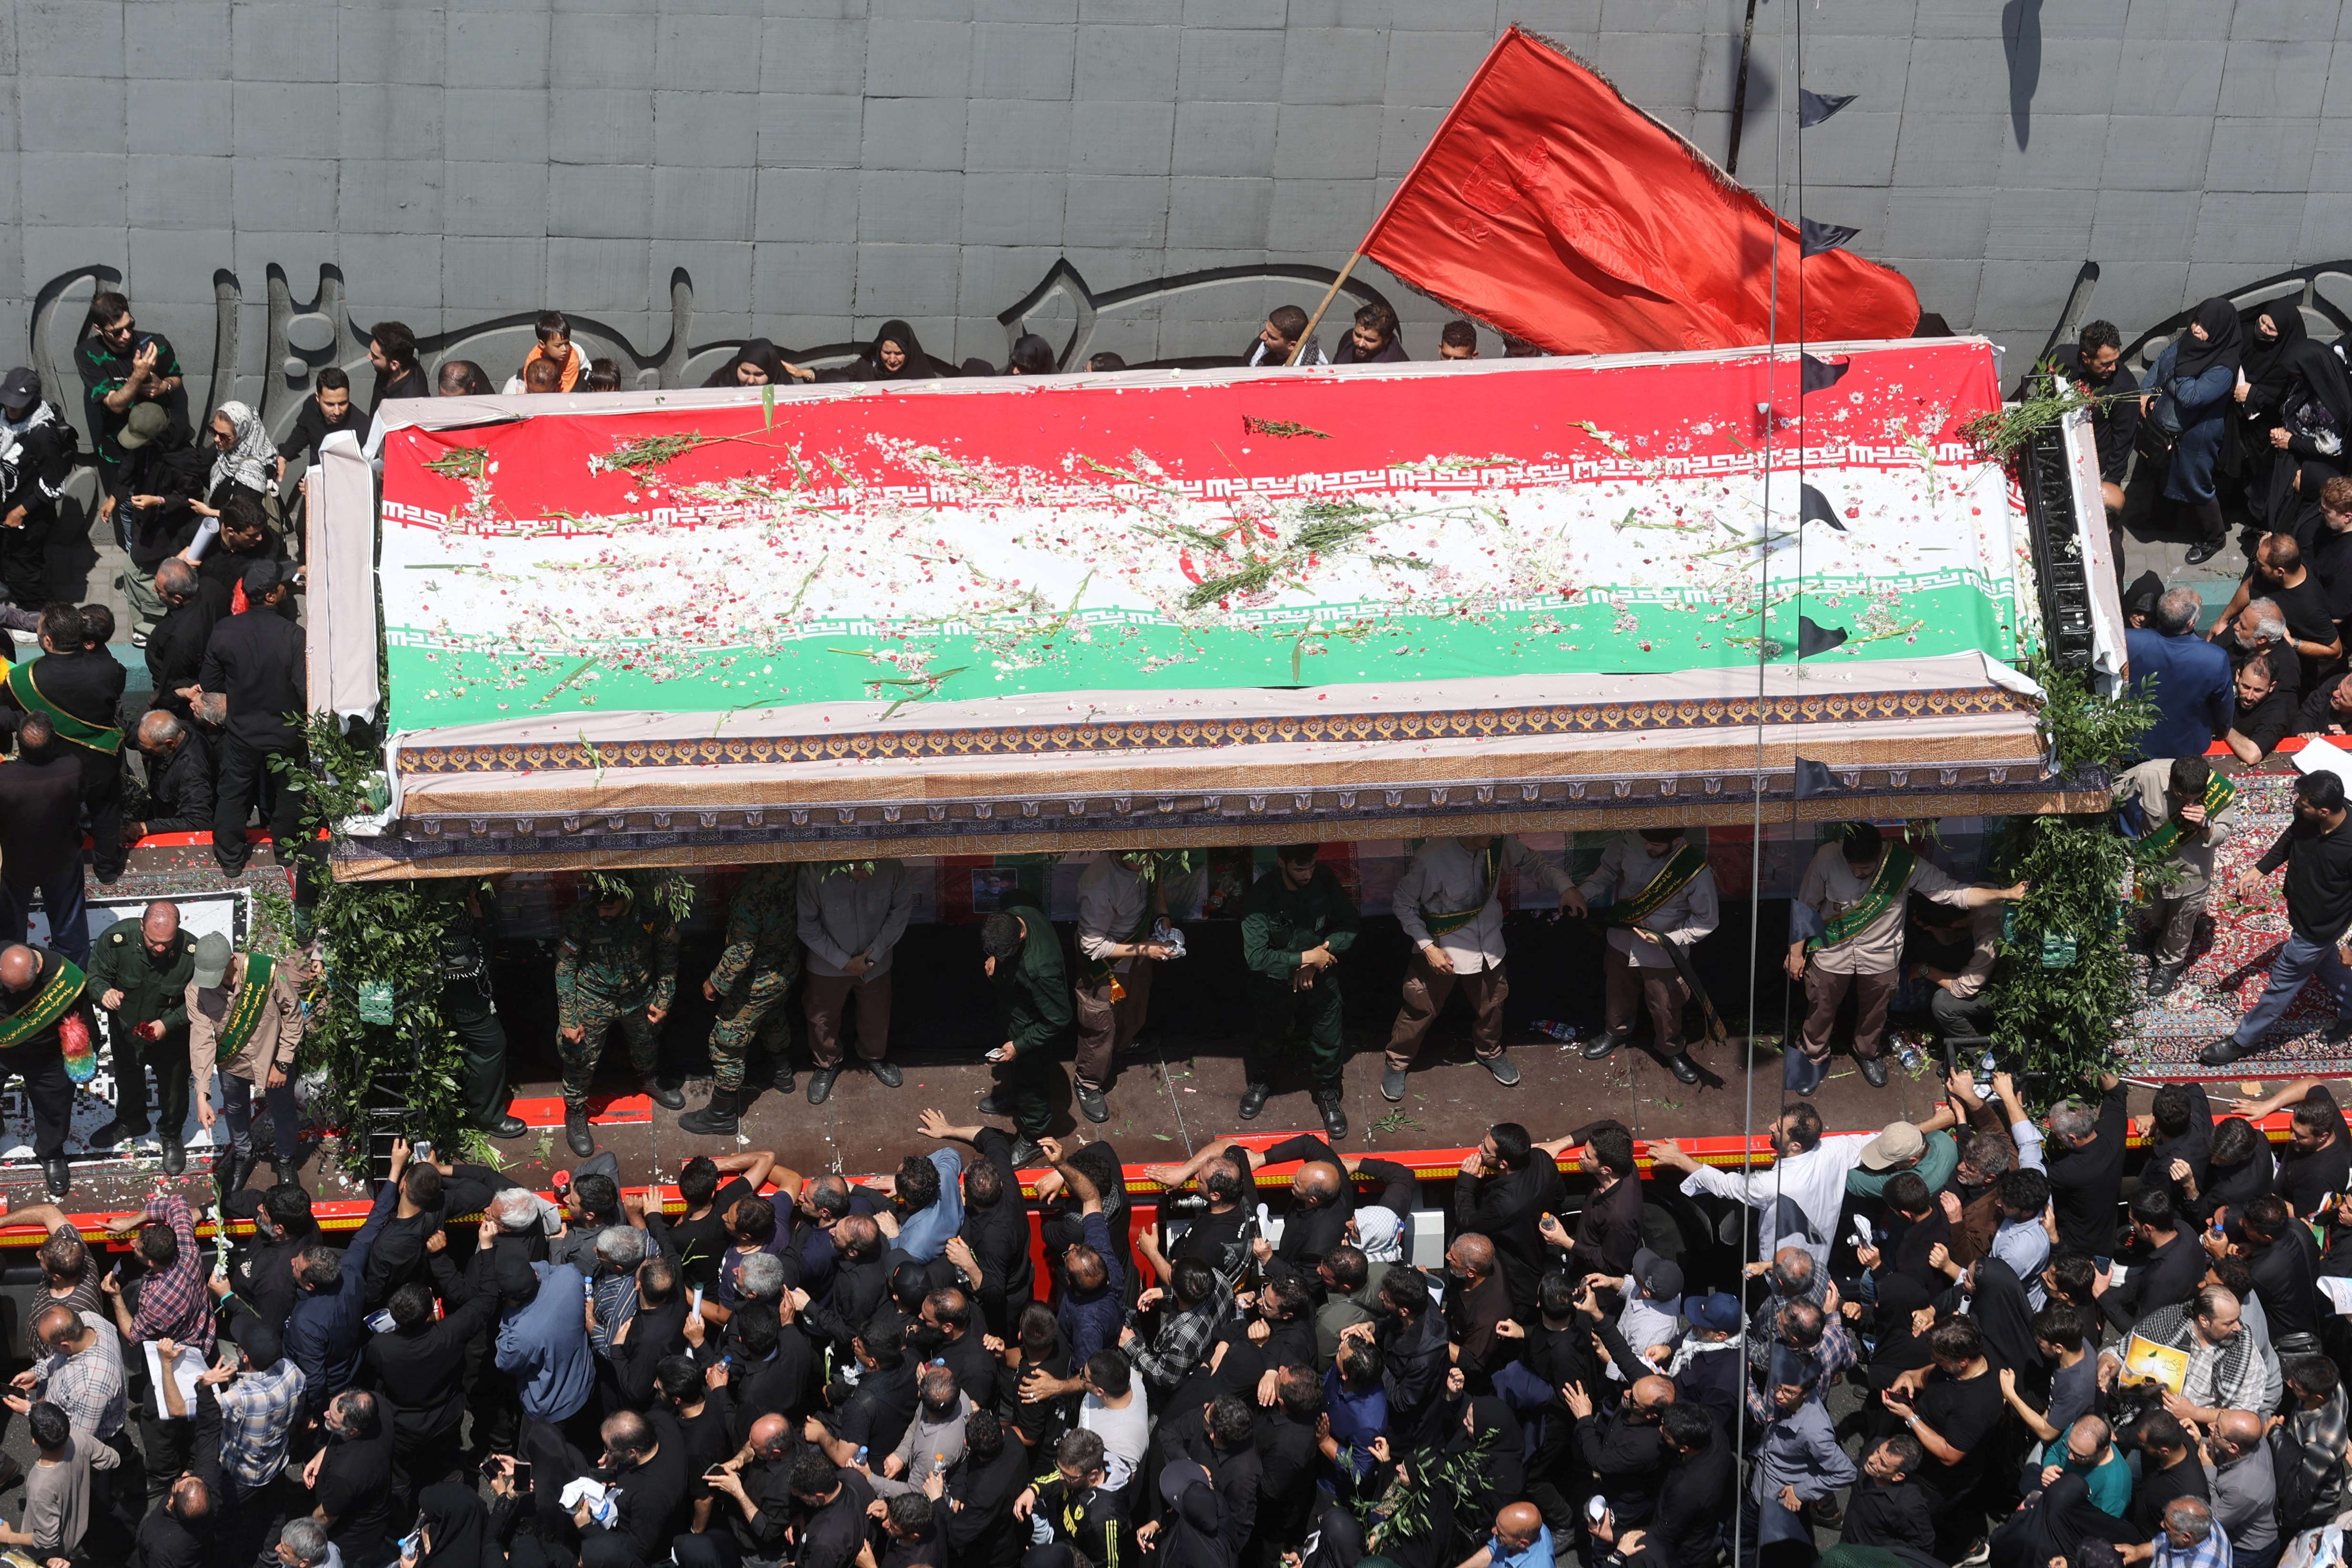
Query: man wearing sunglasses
[{"left": 74, "top": 290, "right": 187, "bottom": 480}]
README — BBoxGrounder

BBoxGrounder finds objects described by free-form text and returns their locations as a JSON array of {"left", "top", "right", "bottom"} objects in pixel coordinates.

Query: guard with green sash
[
  {"left": 0, "top": 942, "right": 92, "bottom": 1196},
  {"left": 2115, "top": 754, "right": 2239, "bottom": 998},
  {"left": 1386, "top": 833, "right": 1577, "bottom": 1104},
  {"left": 1567, "top": 828, "right": 1722, "bottom": 1085},
  {"left": 1, "top": 602, "right": 132, "bottom": 882},
  {"left": 1239, "top": 843, "right": 1361, "bottom": 1139},
  {"left": 1072, "top": 851, "right": 1181, "bottom": 1126},
  {"left": 1787, "top": 822, "right": 2029, "bottom": 1094},
  {"left": 186, "top": 931, "right": 305, "bottom": 1193}
]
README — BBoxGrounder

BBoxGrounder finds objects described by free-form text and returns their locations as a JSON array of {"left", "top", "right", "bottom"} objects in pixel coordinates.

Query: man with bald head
[
  {"left": 82, "top": 898, "right": 195, "bottom": 1170},
  {"left": 0, "top": 941, "right": 89, "bottom": 1195},
  {"left": 127, "top": 710, "right": 213, "bottom": 845},
  {"left": 8, "top": 1301, "right": 128, "bottom": 1476},
  {"left": 1455, "top": 1500, "right": 1552, "bottom": 1568},
  {"left": 1560, "top": 1369, "right": 1675, "bottom": 1538},
  {"left": 1153, "top": 1127, "right": 1360, "bottom": 1269},
  {"left": 1445, "top": 1232, "right": 1518, "bottom": 1377},
  {"left": 2204, "top": 1408, "right": 2281, "bottom": 1568},
  {"left": 573, "top": 1406, "right": 688, "bottom": 1563},
  {"left": 695, "top": 1412, "right": 797, "bottom": 1566},
  {"left": 144, "top": 555, "right": 228, "bottom": 727}
]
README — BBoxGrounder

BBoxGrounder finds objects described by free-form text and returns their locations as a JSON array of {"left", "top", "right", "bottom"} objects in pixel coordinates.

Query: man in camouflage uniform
[
  {"left": 681, "top": 862, "right": 799, "bottom": 1138},
  {"left": 555, "top": 882, "right": 682, "bottom": 1157}
]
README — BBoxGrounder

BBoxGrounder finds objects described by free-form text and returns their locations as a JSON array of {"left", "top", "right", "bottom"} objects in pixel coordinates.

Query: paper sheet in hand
[
  {"left": 2121, "top": 1333, "right": 2190, "bottom": 1394},
  {"left": 2295, "top": 737, "right": 2352, "bottom": 783},
  {"left": 144, "top": 1341, "right": 205, "bottom": 1420}
]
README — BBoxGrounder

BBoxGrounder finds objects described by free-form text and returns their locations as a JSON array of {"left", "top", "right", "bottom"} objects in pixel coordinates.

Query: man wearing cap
[
  {"left": 1568, "top": 827, "right": 1721, "bottom": 1084},
  {"left": 1238, "top": 842, "right": 1359, "bottom": 1139},
  {"left": 0, "top": 366, "right": 79, "bottom": 613},
  {"left": 0, "top": 943, "right": 89, "bottom": 1195},
  {"left": 1385, "top": 833, "right": 1577, "bottom": 1099},
  {"left": 3, "top": 602, "right": 132, "bottom": 883},
  {"left": 105, "top": 400, "right": 209, "bottom": 645},
  {"left": 1846, "top": 1119, "right": 1957, "bottom": 1206},
  {"left": 1669, "top": 1291, "right": 1746, "bottom": 1425},
  {"left": 1787, "top": 823, "right": 2028, "bottom": 1093},
  {"left": 1603, "top": 1250, "right": 1685, "bottom": 1376},
  {"left": 82, "top": 901, "right": 196, "bottom": 1175},
  {"left": 194, "top": 561, "right": 307, "bottom": 880},
  {"left": 185, "top": 932, "right": 304, "bottom": 1194},
  {"left": 125, "top": 709, "right": 214, "bottom": 846}
]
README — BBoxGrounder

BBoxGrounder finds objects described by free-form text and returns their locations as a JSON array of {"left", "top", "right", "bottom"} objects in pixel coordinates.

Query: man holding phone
[{"left": 75, "top": 290, "right": 188, "bottom": 481}]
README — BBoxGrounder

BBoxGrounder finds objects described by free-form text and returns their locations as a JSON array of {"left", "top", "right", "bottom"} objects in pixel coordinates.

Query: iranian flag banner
[{"left": 374, "top": 340, "right": 2031, "bottom": 735}]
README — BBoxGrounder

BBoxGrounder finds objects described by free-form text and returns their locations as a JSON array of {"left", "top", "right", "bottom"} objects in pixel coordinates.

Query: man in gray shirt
[
  {"left": 2, "top": 1401, "right": 117, "bottom": 1561},
  {"left": 2203, "top": 1409, "right": 2280, "bottom": 1568},
  {"left": 799, "top": 859, "right": 916, "bottom": 1096},
  {"left": 1741, "top": 1355, "right": 1855, "bottom": 1568}
]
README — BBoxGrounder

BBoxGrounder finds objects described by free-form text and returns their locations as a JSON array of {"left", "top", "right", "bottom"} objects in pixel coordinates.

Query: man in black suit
[
  {"left": 3, "top": 603, "right": 128, "bottom": 883},
  {"left": 195, "top": 560, "right": 307, "bottom": 879},
  {"left": 127, "top": 710, "right": 213, "bottom": 843},
  {"left": 1644, "top": 1403, "right": 1736, "bottom": 1568},
  {"left": 1454, "top": 1120, "right": 1568, "bottom": 1319},
  {"left": 0, "top": 714, "right": 89, "bottom": 965},
  {"left": 142, "top": 559, "right": 227, "bottom": 725},
  {"left": 361, "top": 1273, "right": 496, "bottom": 1486},
  {"left": 607, "top": 1254, "right": 691, "bottom": 1412}
]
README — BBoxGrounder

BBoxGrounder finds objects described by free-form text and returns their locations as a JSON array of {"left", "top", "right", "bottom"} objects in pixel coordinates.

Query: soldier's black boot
[
  {"left": 680, "top": 1089, "right": 739, "bottom": 1136},
  {"left": 565, "top": 1104, "right": 596, "bottom": 1158},
  {"left": 649, "top": 1079, "right": 686, "bottom": 1111}
]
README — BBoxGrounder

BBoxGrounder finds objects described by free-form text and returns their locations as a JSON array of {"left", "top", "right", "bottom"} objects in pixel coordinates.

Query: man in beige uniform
[
  {"left": 1384, "top": 833, "right": 1575, "bottom": 1101},
  {"left": 2114, "top": 753, "right": 2239, "bottom": 999},
  {"left": 1787, "top": 823, "right": 2025, "bottom": 1093},
  {"left": 1073, "top": 851, "right": 1178, "bottom": 1125},
  {"left": 797, "top": 859, "right": 917, "bottom": 1101},
  {"left": 1567, "top": 827, "right": 1720, "bottom": 1084},
  {"left": 185, "top": 931, "right": 305, "bottom": 1193}
]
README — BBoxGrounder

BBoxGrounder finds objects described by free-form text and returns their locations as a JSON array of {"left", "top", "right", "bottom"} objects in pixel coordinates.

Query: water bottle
[
  {"left": 1977, "top": 1049, "right": 1997, "bottom": 1081},
  {"left": 1531, "top": 1019, "right": 1580, "bottom": 1042},
  {"left": 1891, "top": 1034, "right": 1924, "bottom": 1075}
]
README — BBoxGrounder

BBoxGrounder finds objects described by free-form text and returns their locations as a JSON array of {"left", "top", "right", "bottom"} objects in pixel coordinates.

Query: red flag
[{"left": 1361, "top": 28, "right": 1920, "bottom": 356}]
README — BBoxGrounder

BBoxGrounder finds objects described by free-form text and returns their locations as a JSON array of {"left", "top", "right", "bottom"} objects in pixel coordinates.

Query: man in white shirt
[
  {"left": 797, "top": 859, "right": 916, "bottom": 1097},
  {"left": 1647, "top": 1103, "right": 1874, "bottom": 1267},
  {"left": 1073, "top": 853, "right": 1179, "bottom": 1126},
  {"left": 1787, "top": 823, "right": 2026, "bottom": 1094},
  {"left": 1383, "top": 834, "right": 1575, "bottom": 1102},
  {"left": 1567, "top": 828, "right": 1721, "bottom": 1085}
]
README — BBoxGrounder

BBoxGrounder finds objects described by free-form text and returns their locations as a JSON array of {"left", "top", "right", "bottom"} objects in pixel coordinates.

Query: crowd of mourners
[{"left": 0, "top": 1070, "right": 2347, "bottom": 1568}]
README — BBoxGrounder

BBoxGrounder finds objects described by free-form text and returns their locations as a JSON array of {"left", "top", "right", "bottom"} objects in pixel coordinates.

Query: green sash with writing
[
  {"left": 1601, "top": 843, "right": 1708, "bottom": 929},
  {"left": 1, "top": 658, "right": 123, "bottom": 756},
  {"left": 0, "top": 953, "right": 86, "bottom": 1049},
  {"left": 2142, "top": 772, "right": 2235, "bottom": 860},
  {"left": 1806, "top": 845, "right": 1916, "bottom": 953},
  {"left": 1420, "top": 840, "right": 1504, "bottom": 938},
  {"left": 215, "top": 954, "right": 277, "bottom": 1059}
]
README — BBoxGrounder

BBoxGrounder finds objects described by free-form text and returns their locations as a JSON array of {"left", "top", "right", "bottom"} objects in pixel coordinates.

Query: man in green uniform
[
  {"left": 82, "top": 899, "right": 196, "bottom": 1173},
  {"left": 977, "top": 896, "right": 1072, "bottom": 1168},
  {"left": 443, "top": 882, "right": 525, "bottom": 1140},
  {"left": 682, "top": 862, "right": 801, "bottom": 1137},
  {"left": 555, "top": 882, "right": 682, "bottom": 1157},
  {"left": 1239, "top": 843, "right": 1359, "bottom": 1140}
]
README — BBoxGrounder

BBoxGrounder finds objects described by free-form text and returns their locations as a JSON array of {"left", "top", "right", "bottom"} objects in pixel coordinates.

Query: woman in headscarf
[
  {"left": 702, "top": 338, "right": 796, "bottom": 389},
  {"left": 2143, "top": 297, "right": 2245, "bottom": 564},
  {"left": 1454, "top": 1394, "right": 1527, "bottom": 1522},
  {"left": 1986, "top": 1469, "right": 2137, "bottom": 1568},
  {"left": 1965, "top": 1257, "right": 2042, "bottom": 1382},
  {"left": 2239, "top": 303, "right": 2352, "bottom": 539},
  {"left": 178, "top": 400, "right": 278, "bottom": 566},
  {"left": 842, "top": 320, "right": 945, "bottom": 382}
]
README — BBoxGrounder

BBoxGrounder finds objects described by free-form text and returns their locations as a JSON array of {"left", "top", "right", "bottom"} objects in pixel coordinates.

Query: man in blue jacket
[
  {"left": 2128, "top": 585, "right": 2234, "bottom": 760},
  {"left": 284, "top": 1165, "right": 398, "bottom": 1430}
]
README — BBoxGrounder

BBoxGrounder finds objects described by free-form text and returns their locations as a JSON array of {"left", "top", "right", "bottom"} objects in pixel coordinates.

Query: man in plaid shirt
[
  {"left": 8, "top": 1305, "right": 127, "bottom": 1444},
  {"left": 99, "top": 1189, "right": 215, "bottom": 1356},
  {"left": 1120, "top": 1253, "right": 1232, "bottom": 1397},
  {"left": 205, "top": 1319, "right": 305, "bottom": 1494}
]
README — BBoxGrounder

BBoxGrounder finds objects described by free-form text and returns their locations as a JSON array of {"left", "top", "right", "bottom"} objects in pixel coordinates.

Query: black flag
[
  {"left": 1800, "top": 217, "right": 1858, "bottom": 257},
  {"left": 1800, "top": 353, "right": 1849, "bottom": 394},
  {"left": 1799, "top": 483, "right": 1846, "bottom": 531},
  {"left": 1792, "top": 757, "right": 1843, "bottom": 799},
  {"left": 1797, "top": 616, "right": 1849, "bottom": 658},
  {"left": 1798, "top": 90, "right": 1855, "bottom": 128}
]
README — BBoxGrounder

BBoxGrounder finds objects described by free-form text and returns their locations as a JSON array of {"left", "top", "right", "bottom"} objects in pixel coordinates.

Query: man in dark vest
[
  {"left": 977, "top": 895, "right": 1072, "bottom": 1170},
  {"left": 0, "top": 941, "right": 92, "bottom": 1195},
  {"left": 82, "top": 899, "right": 197, "bottom": 1173},
  {"left": 1237, "top": 842, "right": 1359, "bottom": 1139}
]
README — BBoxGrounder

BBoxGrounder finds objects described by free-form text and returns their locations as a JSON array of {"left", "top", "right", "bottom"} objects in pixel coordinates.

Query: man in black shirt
[
  {"left": 4, "top": 602, "right": 130, "bottom": 883},
  {"left": 1647, "top": 1403, "right": 1736, "bottom": 1568},
  {"left": 2237, "top": 1194, "right": 2324, "bottom": 1352},
  {"left": 364, "top": 1274, "right": 498, "bottom": 1481},
  {"left": 2053, "top": 321, "right": 2139, "bottom": 518},
  {"left": 1452, "top": 1120, "right": 1567, "bottom": 1318},
  {"left": 273, "top": 366, "right": 372, "bottom": 483},
  {"left": 792, "top": 1447, "right": 879, "bottom": 1568},
  {"left": 196, "top": 560, "right": 307, "bottom": 879},
  {"left": 2128, "top": 1413, "right": 2211, "bottom": 1538},
  {"left": 693, "top": 1412, "right": 797, "bottom": 1566},
  {"left": 0, "top": 715, "right": 89, "bottom": 967},
  {"left": 1548, "top": 1122, "right": 1645, "bottom": 1284},
  {"left": 307, "top": 1389, "right": 403, "bottom": 1568},
  {"left": 143, "top": 561, "right": 228, "bottom": 725},
  {"left": 2045, "top": 1071, "right": 2128, "bottom": 1259},
  {"left": 2205, "top": 769, "right": 2352, "bottom": 1066},
  {"left": 2226, "top": 643, "right": 2301, "bottom": 763},
  {"left": 1020, "top": 1429, "right": 1131, "bottom": 1568},
  {"left": 2240, "top": 1081, "right": 2352, "bottom": 1218},
  {"left": 664, "top": 1151, "right": 778, "bottom": 1296},
  {"left": 127, "top": 710, "right": 213, "bottom": 843},
  {"left": 1884, "top": 1317, "right": 2005, "bottom": 1558},
  {"left": 576, "top": 1408, "right": 689, "bottom": 1564},
  {"left": 1839, "top": 1434, "right": 1936, "bottom": 1554},
  {"left": 2096, "top": 1187, "right": 2204, "bottom": 1331}
]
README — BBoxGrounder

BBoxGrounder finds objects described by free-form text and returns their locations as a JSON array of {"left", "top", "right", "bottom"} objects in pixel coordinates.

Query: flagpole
[{"left": 1287, "top": 253, "right": 1363, "bottom": 366}]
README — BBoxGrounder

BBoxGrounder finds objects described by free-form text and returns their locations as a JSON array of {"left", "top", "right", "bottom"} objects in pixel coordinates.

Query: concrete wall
[{"left": 2, "top": 0, "right": 2345, "bottom": 406}]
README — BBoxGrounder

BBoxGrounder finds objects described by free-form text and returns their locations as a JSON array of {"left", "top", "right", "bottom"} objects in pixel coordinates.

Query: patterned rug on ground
[{"left": 2116, "top": 769, "right": 2352, "bottom": 1080}]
